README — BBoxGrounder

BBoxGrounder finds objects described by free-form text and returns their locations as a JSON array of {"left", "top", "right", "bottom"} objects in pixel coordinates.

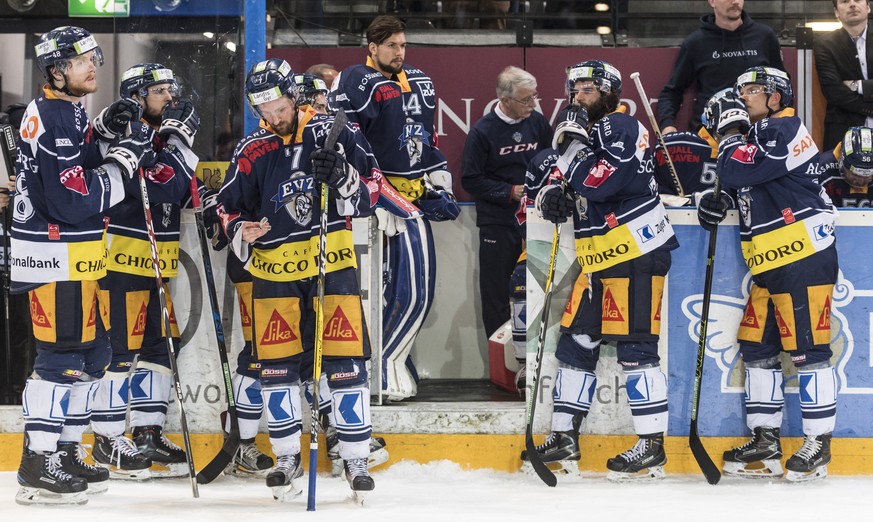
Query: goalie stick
[
  {"left": 190, "top": 177, "right": 241, "bottom": 485},
  {"left": 308, "top": 108, "right": 348, "bottom": 511}
]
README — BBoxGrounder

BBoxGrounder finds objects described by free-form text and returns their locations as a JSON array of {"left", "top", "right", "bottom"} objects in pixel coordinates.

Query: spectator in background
[
  {"left": 814, "top": 0, "right": 873, "bottom": 150},
  {"left": 657, "top": 0, "right": 783, "bottom": 133},
  {"left": 306, "top": 63, "right": 339, "bottom": 89},
  {"left": 461, "top": 66, "right": 551, "bottom": 341}
]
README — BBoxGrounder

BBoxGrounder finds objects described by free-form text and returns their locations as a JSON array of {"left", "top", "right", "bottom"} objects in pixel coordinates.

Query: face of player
[
  {"left": 502, "top": 85, "right": 538, "bottom": 120},
  {"left": 738, "top": 84, "right": 778, "bottom": 122},
  {"left": 141, "top": 82, "right": 175, "bottom": 120},
  {"left": 57, "top": 51, "right": 99, "bottom": 96},
  {"left": 311, "top": 92, "right": 328, "bottom": 114},
  {"left": 573, "top": 80, "right": 609, "bottom": 122},
  {"left": 258, "top": 95, "right": 298, "bottom": 136},
  {"left": 369, "top": 32, "right": 406, "bottom": 77},
  {"left": 709, "top": 0, "right": 743, "bottom": 22},
  {"left": 835, "top": 0, "right": 871, "bottom": 29}
]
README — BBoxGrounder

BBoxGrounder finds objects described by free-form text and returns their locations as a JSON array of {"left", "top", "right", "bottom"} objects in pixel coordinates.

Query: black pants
[
  {"left": 477, "top": 224, "right": 523, "bottom": 338},
  {"left": 0, "top": 289, "right": 35, "bottom": 404}
]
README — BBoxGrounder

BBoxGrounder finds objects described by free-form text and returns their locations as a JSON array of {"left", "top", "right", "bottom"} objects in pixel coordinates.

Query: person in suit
[{"left": 814, "top": 0, "right": 873, "bottom": 150}]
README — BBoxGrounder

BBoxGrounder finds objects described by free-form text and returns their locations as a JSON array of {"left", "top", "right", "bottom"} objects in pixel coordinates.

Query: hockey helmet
[
  {"left": 735, "top": 66, "right": 793, "bottom": 109},
  {"left": 840, "top": 126, "right": 873, "bottom": 188},
  {"left": 701, "top": 87, "right": 736, "bottom": 132},
  {"left": 120, "top": 63, "right": 178, "bottom": 99},
  {"left": 293, "top": 73, "right": 329, "bottom": 108},
  {"left": 35, "top": 26, "right": 104, "bottom": 81},
  {"left": 565, "top": 60, "right": 622, "bottom": 102},
  {"left": 245, "top": 58, "right": 298, "bottom": 116}
]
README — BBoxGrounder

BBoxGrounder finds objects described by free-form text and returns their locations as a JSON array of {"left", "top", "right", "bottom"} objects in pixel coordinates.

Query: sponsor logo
[
  {"left": 781, "top": 208, "right": 795, "bottom": 224},
  {"left": 260, "top": 309, "right": 296, "bottom": 345},
  {"left": 499, "top": 142, "right": 537, "bottom": 155},
  {"left": 741, "top": 304, "right": 760, "bottom": 328},
  {"left": 48, "top": 224, "right": 60, "bottom": 241},
  {"left": 602, "top": 288, "right": 624, "bottom": 322},
  {"left": 792, "top": 135, "right": 815, "bottom": 157},
  {"left": 582, "top": 243, "right": 630, "bottom": 266},
  {"left": 55, "top": 138, "right": 72, "bottom": 147},
  {"left": 62, "top": 369, "right": 83, "bottom": 378},
  {"left": 132, "top": 303, "right": 147, "bottom": 336},
  {"left": 746, "top": 240, "right": 805, "bottom": 269},
  {"left": 816, "top": 296, "right": 831, "bottom": 331},
  {"left": 330, "top": 370, "right": 359, "bottom": 381},
  {"left": 324, "top": 307, "right": 358, "bottom": 341},
  {"left": 261, "top": 368, "right": 288, "bottom": 377},
  {"left": 583, "top": 159, "right": 617, "bottom": 188},
  {"left": 774, "top": 307, "right": 793, "bottom": 338},
  {"left": 12, "top": 256, "right": 61, "bottom": 269},
  {"left": 59, "top": 166, "right": 89, "bottom": 196},
  {"left": 605, "top": 213, "right": 619, "bottom": 228},
  {"left": 30, "top": 294, "right": 51, "bottom": 328}
]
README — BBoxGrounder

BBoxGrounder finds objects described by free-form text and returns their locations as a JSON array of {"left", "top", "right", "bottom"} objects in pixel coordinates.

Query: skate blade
[
  {"left": 723, "top": 459, "right": 784, "bottom": 479},
  {"left": 271, "top": 481, "right": 303, "bottom": 502},
  {"left": 786, "top": 465, "right": 828, "bottom": 483},
  {"left": 368, "top": 448, "right": 389, "bottom": 470},
  {"left": 96, "top": 463, "right": 152, "bottom": 481},
  {"left": 606, "top": 465, "right": 666, "bottom": 483},
  {"left": 224, "top": 464, "right": 272, "bottom": 479},
  {"left": 148, "top": 462, "right": 190, "bottom": 479},
  {"left": 520, "top": 460, "right": 581, "bottom": 477},
  {"left": 15, "top": 486, "right": 89, "bottom": 506},
  {"left": 351, "top": 490, "right": 369, "bottom": 505},
  {"left": 86, "top": 481, "right": 110, "bottom": 495}
]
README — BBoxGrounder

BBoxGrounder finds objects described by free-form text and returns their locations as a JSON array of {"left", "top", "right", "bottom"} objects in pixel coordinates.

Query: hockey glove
[
  {"left": 695, "top": 189, "right": 731, "bottom": 232},
  {"left": 105, "top": 125, "right": 155, "bottom": 180},
  {"left": 552, "top": 105, "right": 589, "bottom": 155},
  {"left": 311, "top": 147, "right": 360, "bottom": 198},
  {"left": 704, "top": 91, "right": 750, "bottom": 136},
  {"left": 417, "top": 189, "right": 460, "bottom": 222},
  {"left": 535, "top": 184, "right": 575, "bottom": 224},
  {"left": 202, "top": 189, "right": 229, "bottom": 251},
  {"left": 160, "top": 99, "right": 200, "bottom": 148},
  {"left": 375, "top": 207, "right": 408, "bottom": 237},
  {"left": 93, "top": 98, "right": 143, "bottom": 141}
]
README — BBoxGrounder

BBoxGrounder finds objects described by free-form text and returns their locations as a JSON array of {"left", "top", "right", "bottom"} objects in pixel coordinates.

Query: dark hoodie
[{"left": 657, "top": 11, "right": 784, "bottom": 131}]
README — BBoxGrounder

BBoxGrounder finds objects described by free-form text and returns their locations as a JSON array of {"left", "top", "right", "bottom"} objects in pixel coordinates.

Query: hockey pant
[
  {"left": 24, "top": 280, "right": 111, "bottom": 453},
  {"left": 553, "top": 250, "right": 671, "bottom": 435},
  {"left": 382, "top": 216, "right": 436, "bottom": 400},
  {"left": 91, "top": 272, "right": 180, "bottom": 437}
]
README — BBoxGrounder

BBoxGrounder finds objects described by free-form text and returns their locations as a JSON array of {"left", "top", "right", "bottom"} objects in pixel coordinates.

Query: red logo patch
[
  {"left": 605, "top": 213, "right": 619, "bottom": 228},
  {"left": 261, "top": 309, "right": 296, "bottom": 345},
  {"left": 781, "top": 208, "right": 795, "bottom": 224},
  {"left": 323, "top": 307, "right": 358, "bottom": 342},
  {"left": 730, "top": 144, "right": 758, "bottom": 164},
  {"left": 48, "top": 224, "right": 60, "bottom": 241},
  {"left": 59, "top": 166, "right": 89, "bottom": 196},
  {"left": 583, "top": 159, "right": 617, "bottom": 188}
]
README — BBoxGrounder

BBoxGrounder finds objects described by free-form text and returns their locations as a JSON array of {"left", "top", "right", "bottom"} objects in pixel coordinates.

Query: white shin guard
[
  {"left": 59, "top": 379, "right": 99, "bottom": 443},
  {"left": 331, "top": 386, "right": 372, "bottom": 460},
  {"left": 745, "top": 366, "right": 784, "bottom": 431},
  {"left": 797, "top": 366, "right": 838, "bottom": 436},
  {"left": 551, "top": 366, "right": 596, "bottom": 432},
  {"left": 91, "top": 372, "right": 131, "bottom": 437},
  {"left": 262, "top": 384, "right": 302, "bottom": 457},
  {"left": 624, "top": 366, "right": 669, "bottom": 435},
  {"left": 129, "top": 363, "right": 173, "bottom": 429},
  {"left": 227, "top": 373, "right": 264, "bottom": 441},
  {"left": 22, "top": 378, "right": 72, "bottom": 453}
]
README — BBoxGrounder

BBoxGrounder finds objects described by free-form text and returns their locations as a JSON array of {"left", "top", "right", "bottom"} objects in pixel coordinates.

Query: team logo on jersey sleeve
[
  {"left": 730, "top": 144, "right": 758, "bottom": 164},
  {"left": 583, "top": 159, "right": 617, "bottom": 188}
]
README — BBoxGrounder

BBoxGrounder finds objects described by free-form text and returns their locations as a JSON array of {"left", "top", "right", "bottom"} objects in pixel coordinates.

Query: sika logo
[
  {"left": 261, "top": 310, "right": 296, "bottom": 345},
  {"left": 30, "top": 294, "right": 51, "bottom": 328},
  {"left": 132, "top": 304, "right": 147, "bottom": 336},
  {"left": 324, "top": 307, "right": 358, "bottom": 341},
  {"left": 741, "top": 304, "right": 759, "bottom": 328},
  {"left": 817, "top": 296, "right": 831, "bottom": 331},
  {"left": 602, "top": 289, "right": 624, "bottom": 322},
  {"left": 775, "top": 307, "right": 793, "bottom": 338}
]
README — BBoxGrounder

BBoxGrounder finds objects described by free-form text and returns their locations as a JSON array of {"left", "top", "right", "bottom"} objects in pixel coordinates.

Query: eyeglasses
[
  {"left": 148, "top": 85, "right": 177, "bottom": 96},
  {"left": 740, "top": 87, "right": 766, "bottom": 97},
  {"left": 510, "top": 94, "right": 539, "bottom": 105}
]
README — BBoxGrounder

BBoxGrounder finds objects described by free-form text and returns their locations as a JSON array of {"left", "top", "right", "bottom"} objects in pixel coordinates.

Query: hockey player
[
  {"left": 525, "top": 60, "right": 678, "bottom": 481},
  {"left": 218, "top": 58, "right": 382, "bottom": 501},
  {"left": 654, "top": 130, "right": 719, "bottom": 197},
  {"left": 330, "top": 15, "right": 459, "bottom": 401},
  {"left": 12, "top": 26, "right": 154, "bottom": 505},
  {"left": 294, "top": 73, "right": 330, "bottom": 114},
  {"left": 818, "top": 126, "right": 873, "bottom": 207},
  {"left": 697, "top": 66, "right": 839, "bottom": 482},
  {"left": 88, "top": 63, "right": 200, "bottom": 479}
]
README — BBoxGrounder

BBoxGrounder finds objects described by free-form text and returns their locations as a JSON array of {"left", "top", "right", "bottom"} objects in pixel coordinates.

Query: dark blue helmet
[
  {"left": 35, "top": 26, "right": 104, "bottom": 81},
  {"left": 120, "top": 63, "right": 178, "bottom": 98},
  {"left": 293, "top": 73, "right": 328, "bottom": 108},
  {"left": 245, "top": 58, "right": 297, "bottom": 115},
  {"left": 840, "top": 126, "right": 873, "bottom": 188},
  {"left": 566, "top": 60, "right": 622, "bottom": 102},
  {"left": 736, "top": 66, "right": 793, "bottom": 109}
]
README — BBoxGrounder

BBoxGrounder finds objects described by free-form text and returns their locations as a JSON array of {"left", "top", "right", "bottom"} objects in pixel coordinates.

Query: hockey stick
[
  {"left": 190, "top": 178, "right": 241, "bottom": 485},
  {"left": 629, "top": 72, "right": 686, "bottom": 198},
  {"left": 688, "top": 176, "right": 722, "bottom": 485},
  {"left": 307, "top": 108, "right": 347, "bottom": 511},
  {"left": 0, "top": 124, "right": 14, "bottom": 405},
  {"left": 136, "top": 168, "right": 199, "bottom": 498}
]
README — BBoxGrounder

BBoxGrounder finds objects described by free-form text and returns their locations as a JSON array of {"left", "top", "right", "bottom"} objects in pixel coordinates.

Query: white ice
[{"left": 3, "top": 461, "right": 872, "bottom": 521}]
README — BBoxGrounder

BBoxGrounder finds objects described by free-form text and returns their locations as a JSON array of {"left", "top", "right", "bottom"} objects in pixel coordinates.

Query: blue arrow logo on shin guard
[{"left": 338, "top": 393, "right": 362, "bottom": 425}]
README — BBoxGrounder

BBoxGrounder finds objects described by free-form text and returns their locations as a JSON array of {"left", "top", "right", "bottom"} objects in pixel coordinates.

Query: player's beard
[
  {"left": 376, "top": 57, "right": 402, "bottom": 76},
  {"left": 64, "top": 74, "right": 97, "bottom": 98},
  {"left": 582, "top": 95, "right": 609, "bottom": 123}
]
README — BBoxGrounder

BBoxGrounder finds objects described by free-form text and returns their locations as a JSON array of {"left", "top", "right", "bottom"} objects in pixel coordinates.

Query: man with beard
[
  {"left": 88, "top": 63, "right": 200, "bottom": 480},
  {"left": 12, "top": 26, "right": 153, "bottom": 505},
  {"left": 331, "top": 15, "right": 459, "bottom": 401},
  {"left": 657, "top": 0, "right": 784, "bottom": 133},
  {"left": 523, "top": 60, "right": 678, "bottom": 482}
]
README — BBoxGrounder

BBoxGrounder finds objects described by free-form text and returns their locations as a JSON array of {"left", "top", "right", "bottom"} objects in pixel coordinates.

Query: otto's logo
[
  {"left": 584, "top": 159, "right": 617, "bottom": 188},
  {"left": 730, "top": 144, "right": 758, "bottom": 164}
]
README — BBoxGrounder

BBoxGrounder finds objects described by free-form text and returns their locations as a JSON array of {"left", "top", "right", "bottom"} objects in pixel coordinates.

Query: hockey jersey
[
  {"left": 654, "top": 130, "right": 718, "bottom": 196},
  {"left": 565, "top": 110, "right": 678, "bottom": 273},
  {"left": 462, "top": 109, "right": 552, "bottom": 227},
  {"left": 717, "top": 109, "right": 836, "bottom": 275},
  {"left": 218, "top": 110, "right": 381, "bottom": 282},
  {"left": 11, "top": 87, "right": 127, "bottom": 288},
  {"left": 331, "top": 57, "right": 447, "bottom": 201},
  {"left": 818, "top": 146, "right": 873, "bottom": 207},
  {"left": 519, "top": 146, "right": 560, "bottom": 225},
  {"left": 104, "top": 124, "right": 199, "bottom": 279}
]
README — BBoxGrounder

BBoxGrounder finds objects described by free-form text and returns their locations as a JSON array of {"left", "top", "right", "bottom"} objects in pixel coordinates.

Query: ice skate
[
  {"left": 328, "top": 435, "right": 389, "bottom": 477},
  {"left": 520, "top": 431, "right": 581, "bottom": 476},
  {"left": 92, "top": 433, "right": 152, "bottom": 480},
  {"left": 786, "top": 434, "right": 831, "bottom": 483},
  {"left": 223, "top": 439, "right": 274, "bottom": 478},
  {"left": 133, "top": 425, "right": 189, "bottom": 478},
  {"left": 15, "top": 448, "right": 89, "bottom": 506},
  {"left": 606, "top": 433, "right": 666, "bottom": 482},
  {"left": 723, "top": 427, "right": 783, "bottom": 478},
  {"left": 266, "top": 453, "right": 303, "bottom": 502},
  {"left": 57, "top": 442, "right": 110, "bottom": 494},
  {"left": 343, "top": 457, "right": 375, "bottom": 504}
]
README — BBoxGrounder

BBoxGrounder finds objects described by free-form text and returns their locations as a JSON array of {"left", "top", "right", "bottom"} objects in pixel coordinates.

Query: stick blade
[
  {"left": 524, "top": 435, "right": 557, "bottom": 487},
  {"left": 195, "top": 434, "right": 240, "bottom": 484},
  {"left": 689, "top": 422, "right": 721, "bottom": 485}
]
